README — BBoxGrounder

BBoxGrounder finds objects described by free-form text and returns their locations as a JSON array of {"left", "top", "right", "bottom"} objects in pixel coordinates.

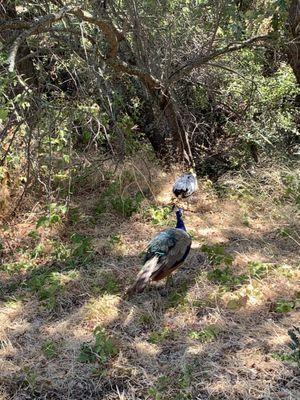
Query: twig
[{"left": 0, "top": 120, "right": 24, "bottom": 166}]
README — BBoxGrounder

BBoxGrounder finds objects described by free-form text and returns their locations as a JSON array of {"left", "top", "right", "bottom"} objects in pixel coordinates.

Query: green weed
[
  {"left": 36, "top": 203, "right": 67, "bottom": 229},
  {"left": 100, "top": 272, "right": 120, "bottom": 295},
  {"left": 149, "top": 328, "right": 173, "bottom": 344},
  {"left": 281, "top": 171, "right": 300, "bottom": 205},
  {"left": 68, "top": 207, "right": 80, "bottom": 224},
  {"left": 138, "top": 313, "right": 154, "bottom": 327},
  {"left": 273, "top": 299, "right": 295, "bottom": 313},
  {"left": 207, "top": 267, "right": 248, "bottom": 290},
  {"left": 27, "top": 269, "right": 78, "bottom": 310},
  {"left": 166, "top": 283, "right": 189, "bottom": 309},
  {"left": 30, "top": 244, "right": 45, "bottom": 259},
  {"left": 248, "top": 261, "right": 270, "bottom": 278},
  {"left": 3, "top": 298, "right": 23, "bottom": 308},
  {"left": 70, "top": 233, "right": 92, "bottom": 259},
  {"left": 42, "top": 340, "right": 57, "bottom": 359},
  {"left": 278, "top": 227, "right": 296, "bottom": 238},
  {"left": 0, "top": 261, "right": 33, "bottom": 275},
  {"left": 148, "top": 376, "right": 171, "bottom": 400},
  {"left": 108, "top": 234, "right": 122, "bottom": 245},
  {"left": 276, "top": 264, "right": 297, "bottom": 278},
  {"left": 147, "top": 205, "right": 173, "bottom": 225},
  {"left": 78, "top": 326, "right": 118, "bottom": 364},
  {"left": 201, "top": 244, "right": 234, "bottom": 266},
  {"left": 94, "top": 181, "right": 143, "bottom": 218},
  {"left": 287, "top": 326, "right": 300, "bottom": 366},
  {"left": 51, "top": 241, "right": 72, "bottom": 262},
  {"left": 188, "top": 325, "right": 219, "bottom": 343},
  {"left": 272, "top": 327, "right": 300, "bottom": 366},
  {"left": 23, "top": 367, "right": 37, "bottom": 391},
  {"left": 28, "top": 230, "right": 39, "bottom": 240},
  {"left": 242, "top": 212, "right": 251, "bottom": 227}
]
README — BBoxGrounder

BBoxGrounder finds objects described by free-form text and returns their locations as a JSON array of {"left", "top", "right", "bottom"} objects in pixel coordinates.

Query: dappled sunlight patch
[
  {"left": 266, "top": 329, "right": 292, "bottom": 349},
  {"left": 0, "top": 324, "right": 16, "bottom": 356},
  {"left": 1, "top": 159, "right": 299, "bottom": 399},
  {"left": 120, "top": 305, "right": 142, "bottom": 334},
  {"left": 135, "top": 340, "right": 160, "bottom": 358},
  {"left": 1, "top": 298, "right": 24, "bottom": 314},
  {"left": 84, "top": 294, "right": 120, "bottom": 325}
]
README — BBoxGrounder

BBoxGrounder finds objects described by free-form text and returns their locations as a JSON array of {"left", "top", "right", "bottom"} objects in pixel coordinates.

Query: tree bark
[
  {"left": 0, "top": 4, "right": 37, "bottom": 88},
  {"left": 287, "top": 1, "right": 300, "bottom": 105}
]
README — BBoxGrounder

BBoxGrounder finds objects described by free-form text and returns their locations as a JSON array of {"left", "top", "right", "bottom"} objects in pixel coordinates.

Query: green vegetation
[
  {"left": 78, "top": 326, "right": 118, "bottom": 364},
  {"left": 201, "top": 244, "right": 234, "bottom": 267},
  {"left": 272, "top": 299, "right": 295, "bottom": 314},
  {"left": 272, "top": 327, "right": 300, "bottom": 366},
  {"left": 36, "top": 203, "right": 67, "bottom": 229},
  {"left": 1, "top": 1, "right": 300, "bottom": 399},
  {"left": 188, "top": 325, "right": 220, "bottom": 343},
  {"left": 207, "top": 267, "right": 248, "bottom": 290},
  {"left": 147, "top": 205, "right": 173, "bottom": 225},
  {"left": 149, "top": 328, "right": 174, "bottom": 344},
  {"left": 94, "top": 180, "right": 144, "bottom": 218},
  {"left": 42, "top": 340, "right": 57, "bottom": 359},
  {"left": 248, "top": 261, "right": 271, "bottom": 278}
]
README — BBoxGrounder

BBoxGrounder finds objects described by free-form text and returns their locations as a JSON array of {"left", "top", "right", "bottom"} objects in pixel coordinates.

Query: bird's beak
[{"left": 171, "top": 204, "right": 179, "bottom": 213}]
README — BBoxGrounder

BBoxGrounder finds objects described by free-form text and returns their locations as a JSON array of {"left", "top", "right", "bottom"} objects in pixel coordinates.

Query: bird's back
[
  {"left": 173, "top": 173, "right": 197, "bottom": 198},
  {"left": 145, "top": 228, "right": 191, "bottom": 280}
]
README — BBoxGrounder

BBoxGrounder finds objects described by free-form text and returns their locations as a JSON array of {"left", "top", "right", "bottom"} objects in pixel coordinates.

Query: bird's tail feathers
[{"left": 126, "top": 256, "right": 159, "bottom": 296}]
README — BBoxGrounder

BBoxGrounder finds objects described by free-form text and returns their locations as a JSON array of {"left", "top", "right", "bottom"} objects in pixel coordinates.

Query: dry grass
[{"left": 0, "top": 158, "right": 299, "bottom": 400}]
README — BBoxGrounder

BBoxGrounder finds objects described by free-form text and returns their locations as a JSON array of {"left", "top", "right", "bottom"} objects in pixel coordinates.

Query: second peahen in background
[
  {"left": 172, "top": 170, "right": 198, "bottom": 199},
  {"left": 126, "top": 207, "right": 191, "bottom": 295}
]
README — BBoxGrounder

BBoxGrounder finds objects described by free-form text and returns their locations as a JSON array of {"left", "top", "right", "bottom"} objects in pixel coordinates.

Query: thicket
[{"left": 0, "top": 0, "right": 299, "bottom": 216}]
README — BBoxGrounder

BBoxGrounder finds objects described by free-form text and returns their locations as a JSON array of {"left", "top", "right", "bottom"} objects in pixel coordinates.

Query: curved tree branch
[
  {"left": 167, "top": 35, "right": 270, "bottom": 85},
  {"left": 7, "top": 6, "right": 124, "bottom": 72},
  {"left": 8, "top": 6, "right": 72, "bottom": 72}
]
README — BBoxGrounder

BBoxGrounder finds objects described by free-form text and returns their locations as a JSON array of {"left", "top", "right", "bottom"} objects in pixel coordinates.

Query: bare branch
[
  {"left": 0, "top": 20, "right": 31, "bottom": 31},
  {"left": 7, "top": 6, "right": 124, "bottom": 72},
  {"left": 167, "top": 35, "right": 270, "bottom": 85},
  {"left": 70, "top": 8, "right": 124, "bottom": 58},
  {"left": 8, "top": 6, "right": 72, "bottom": 72}
]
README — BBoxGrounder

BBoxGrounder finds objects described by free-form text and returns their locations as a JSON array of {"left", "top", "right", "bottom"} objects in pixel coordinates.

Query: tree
[
  {"left": 2, "top": 1, "right": 270, "bottom": 167},
  {"left": 287, "top": 1, "right": 300, "bottom": 95}
]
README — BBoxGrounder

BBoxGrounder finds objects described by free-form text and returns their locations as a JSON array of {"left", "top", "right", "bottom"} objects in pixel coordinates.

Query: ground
[{"left": 0, "top": 159, "right": 299, "bottom": 400}]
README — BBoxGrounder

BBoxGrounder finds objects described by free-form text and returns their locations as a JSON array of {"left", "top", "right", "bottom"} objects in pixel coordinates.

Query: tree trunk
[
  {"left": 287, "top": 1, "right": 300, "bottom": 94},
  {"left": 0, "top": 3, "right": 38, "bottom": 129},
  {"left": 0, "top": 4, "right": 37, "bottom": 88},
  {"left": 157, "top": 89, "right": 193, "bottom": 166}
]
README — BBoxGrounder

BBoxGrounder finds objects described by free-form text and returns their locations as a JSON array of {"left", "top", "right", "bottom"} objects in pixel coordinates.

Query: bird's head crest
[
  {"left": 187, "top": 167, "right": 196, "bottom": 176},
  {"left": 172, "top": 205, "right": 183, "bottom": 218}
]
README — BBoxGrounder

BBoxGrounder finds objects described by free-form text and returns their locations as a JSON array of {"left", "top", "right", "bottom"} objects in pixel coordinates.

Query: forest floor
[{"left": 0, "top": 157, "right": 299, "bottom": 400}]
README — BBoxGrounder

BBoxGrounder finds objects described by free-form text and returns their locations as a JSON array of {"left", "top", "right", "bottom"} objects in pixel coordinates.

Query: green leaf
[{"left": 36, "top": 216, "right": 49, "bottom": 229}]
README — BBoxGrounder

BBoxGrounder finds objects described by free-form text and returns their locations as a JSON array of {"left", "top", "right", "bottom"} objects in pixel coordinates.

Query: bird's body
[
  {"left": 172, "top": 172, "right": 198, "bottom": 199},
  {"left": 127, "top": 209, "right": 191, "bottom": 295}
]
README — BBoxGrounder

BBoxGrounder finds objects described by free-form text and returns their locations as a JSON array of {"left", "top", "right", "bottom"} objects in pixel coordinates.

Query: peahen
[
  {"left": 126, "top": 208, "right": 191, "bottom": 295},
  {"left": 172, "top": 170, "right": 198, "bottom": 199}
]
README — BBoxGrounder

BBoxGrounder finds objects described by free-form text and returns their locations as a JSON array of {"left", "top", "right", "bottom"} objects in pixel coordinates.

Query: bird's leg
[
  {"left": 160, "top": 275, "right": 174, "bottom": 297},
  {"left": 166, "top": 274, "right": 174, "bottom": 288},
  {"left": 188, "top": 196, "right": 192, "bottom": 211}
]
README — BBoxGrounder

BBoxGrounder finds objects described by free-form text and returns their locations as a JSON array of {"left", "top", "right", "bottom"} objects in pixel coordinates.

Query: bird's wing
[
  {"left": 173, "top": 175, "right": 189, "bottom": 192},
  {"left": 164, "top": 229, "right": 191, "bottom": 268},
  {"left": 173, "top": 174, "right": 198, "bottom": 196},
  {"left": 150, "top": 229, "right": 191, "bottom": 279},
  {"left": 145, "top": 230, "right": 176, "bottom": 260}
]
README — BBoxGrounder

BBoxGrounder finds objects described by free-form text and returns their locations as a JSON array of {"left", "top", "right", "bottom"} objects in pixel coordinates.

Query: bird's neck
[{"left": 176, "top": 216, "right": 186, "bottom": 231}]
